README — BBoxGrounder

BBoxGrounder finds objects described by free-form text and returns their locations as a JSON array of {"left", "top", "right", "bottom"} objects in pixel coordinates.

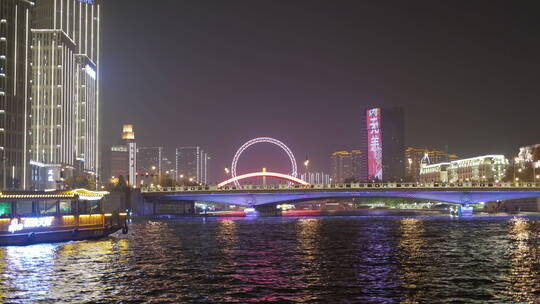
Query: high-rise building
[
  {"left": 110, "top": 145, "right": 127, "bottom": 179},
  {"left": 110, "top": 125, "right": 136, "bottom": 186},
  {"left": 175, "top": 146, "right": 209, "bottom": 184},
  {"left": 350, "top": 149, "right": 362, "bottom": 180},
  {"left": 404, "top": 147, "right": 458, "bottom": 181},
  {"left": 161, "top": 156, "right": 175, "bottom": 179},
  {"left": 330, "top": 151, "right": 354, "bottom": 183},
  {"left": 0, "top": 0, "right": 33, "bottom": 189},
  {"left": 29, "top": 0, "right": 101, "bottom": 189},
  {"left": 360, "top": 107, "right": 405, "bottom": 181}
]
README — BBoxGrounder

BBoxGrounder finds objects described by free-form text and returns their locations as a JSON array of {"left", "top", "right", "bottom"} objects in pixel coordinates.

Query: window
[
  {"left": 77, "top": 201, "right": 88, "bottom": 214},
  {"left": 0, "top": 202, "right": 11, "bottom": 218},
  {"left": 16, "top": 201, "right": 33, "bottom": 216},
  {"left": 89, "top": 200, "right": 100, "bottom": 213},
  {"left": 59, "top": 201, "right": 72, "bottom": 214},
  {"left": 39, "top": 200, "right": 57, "bottom": 215}
]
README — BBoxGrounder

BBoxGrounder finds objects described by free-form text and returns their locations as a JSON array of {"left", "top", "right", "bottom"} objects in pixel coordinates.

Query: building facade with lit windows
[
  {"left": 29, "top": 0, "right": 101, "bottom": 189},
  {"left": 109, "top": 125, "right": 136, "bottom": 186},
  {"left": 404, "top": 147, "right": 458, "bottom": 182},
  {"left": 0, "top": 0, "right": 33, "bottom": 190},
  {"left": 330, "top": 150, "right": 362, "bottom": 183},
  {"left": 175, "top": 146, "right": 210, "bottom": 184},
  {"left": 419, "top": 155, "right": 509, "bottom": 183},
  {"left": 360, "top": 107, "right": 405, "bottom": 182}
]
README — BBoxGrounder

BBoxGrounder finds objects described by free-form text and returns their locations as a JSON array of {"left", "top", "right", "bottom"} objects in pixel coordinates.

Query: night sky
[{"left": 100, "top": 0, "right": 540, "bottom": 182}]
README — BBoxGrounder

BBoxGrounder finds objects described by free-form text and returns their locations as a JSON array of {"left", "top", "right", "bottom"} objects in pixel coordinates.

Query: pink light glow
[{"left": 218, "top": 171, "right": 309, "bottom": 188}]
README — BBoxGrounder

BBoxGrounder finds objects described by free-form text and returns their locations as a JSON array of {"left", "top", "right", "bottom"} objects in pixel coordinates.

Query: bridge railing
[{"left": 140, "top": 182, "right": 540, "bottom": 193}]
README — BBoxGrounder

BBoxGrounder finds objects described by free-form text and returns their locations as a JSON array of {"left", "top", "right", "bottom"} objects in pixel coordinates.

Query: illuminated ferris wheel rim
[{"left": 231, "top": 137, "right": 298, "bottom": 187}]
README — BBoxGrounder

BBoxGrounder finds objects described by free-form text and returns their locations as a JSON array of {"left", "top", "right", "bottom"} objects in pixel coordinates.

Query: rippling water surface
[{"left": 1, "top": 216, "right": 540, "bottom": 303}]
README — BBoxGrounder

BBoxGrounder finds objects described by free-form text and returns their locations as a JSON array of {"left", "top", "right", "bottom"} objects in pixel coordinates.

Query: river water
[{"left": 0, "top": 215, "right": 539, "bottom": 303}]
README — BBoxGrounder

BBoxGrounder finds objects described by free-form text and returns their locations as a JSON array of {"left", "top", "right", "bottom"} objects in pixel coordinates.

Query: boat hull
[{"left": 0, "top": 226, "right": 123, "bottom": 246}]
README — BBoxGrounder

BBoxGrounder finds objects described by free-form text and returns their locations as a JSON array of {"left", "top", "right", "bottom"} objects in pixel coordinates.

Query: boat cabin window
[
  {"left": 89, "top": 200, "right": 100, "bottom": 213},
  {"left": 0, "top": 202, "right": 11, "bottom": 218},
  {"left": 59, "top": 201, "right": 73, "bottom": 214},
  {"left": 78, "top": 201, "right": 88, "bottom": 214},
  {"left": 39, "top": 200, "right": 58, "bottom": 215},
  {"left": 16, "top": 201, "right": 33, "bottom": 216}
]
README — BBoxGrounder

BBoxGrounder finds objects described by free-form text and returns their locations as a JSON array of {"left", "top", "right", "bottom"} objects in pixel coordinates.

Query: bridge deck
[{"left": 140, "top": 182, "right": 540, "bottom": 206}]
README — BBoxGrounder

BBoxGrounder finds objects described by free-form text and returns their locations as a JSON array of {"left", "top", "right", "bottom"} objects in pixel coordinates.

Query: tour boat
[{"left": 0, "top": 189, "right": 128, "bottom": 246}]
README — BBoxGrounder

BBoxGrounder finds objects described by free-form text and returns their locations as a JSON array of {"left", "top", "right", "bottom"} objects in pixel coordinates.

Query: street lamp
[{"left": 224, "top": 167, "right": 230, "bottom": 175}]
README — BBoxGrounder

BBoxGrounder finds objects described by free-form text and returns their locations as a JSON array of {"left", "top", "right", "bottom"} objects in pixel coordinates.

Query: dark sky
[{"left": 100, "top": 0, "right": 540, "bottom": 182}]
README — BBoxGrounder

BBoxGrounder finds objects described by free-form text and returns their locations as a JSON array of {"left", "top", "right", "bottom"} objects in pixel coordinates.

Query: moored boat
[{"left": 0, "top": 189, "right": 128, "bottom": 246}]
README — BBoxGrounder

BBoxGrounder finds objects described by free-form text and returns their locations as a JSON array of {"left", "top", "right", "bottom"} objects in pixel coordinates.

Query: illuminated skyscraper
[
  {"left": 360, "top": 107, "right": 405, "bottom": 182},
  {"left": 29, "top": 0, "right": 101, "bottom": 189},
  {"left": 110, "top": 124, "right": 136, "bottom": 186},
  {"left": 330, "top": 151, "right": 354, "bottom": 183},
  {"left": 0, "top": 0, "right": 33, "bottom": 189}
]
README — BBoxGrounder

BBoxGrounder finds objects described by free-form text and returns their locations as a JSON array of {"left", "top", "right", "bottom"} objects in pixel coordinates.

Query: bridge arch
[
  {"left": 231, "top": 137, "right": 298, "bottom": 188},
  {"left": 218, "top": 171, "right": 309, "bottom": 188}
]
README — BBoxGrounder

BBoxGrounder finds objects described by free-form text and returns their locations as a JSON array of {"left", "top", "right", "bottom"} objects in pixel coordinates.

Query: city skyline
[{"left": 100, "top": 0, "right": 540, "bottom": 181}]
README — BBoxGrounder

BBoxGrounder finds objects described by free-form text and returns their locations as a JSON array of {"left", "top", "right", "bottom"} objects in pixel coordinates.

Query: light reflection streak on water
[
  {"left": 296, "top": 218, "right": 322, "bottom": 281},
  {"left": 0, "top": 238, "right": 130, "bottom": 304},
  {"left": 505, "top": 217, "right": 538, "bottom": 303},
  {"left": 0, "top": 244, "right": 57, "bottom": 302},
  {"left": 216, "top": 219, "right": 237, "bottom": 258},
  {"left": 398, "top": 218, "right": 427, "bottom": 304}
]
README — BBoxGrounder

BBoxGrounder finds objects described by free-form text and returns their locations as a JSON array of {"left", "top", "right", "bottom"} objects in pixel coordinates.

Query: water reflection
[
  {"left": 296, "top": 217, "right": 322, "bottom": 296},
  {"left": 505, "top": 217, "right": 539, "bottom": 303},
  {"left": 0, "top": 216, "right": 539, "bottom": 303},
  {"left": 216, "top": 219, "right": 237, "bottom": 257},
  {"left": 0, "top": 244, "right": 57, "bottom": 302},
  {"left": 353, "top": 218, "right": 400, "bottom": 302},
  {"left": 398, "top": 218, "right": 427, "bottom": 303}
]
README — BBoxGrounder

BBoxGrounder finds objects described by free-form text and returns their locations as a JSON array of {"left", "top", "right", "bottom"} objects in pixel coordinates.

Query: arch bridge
[{"left": 141, "top": 182, "right": 540, "bottom": 207}]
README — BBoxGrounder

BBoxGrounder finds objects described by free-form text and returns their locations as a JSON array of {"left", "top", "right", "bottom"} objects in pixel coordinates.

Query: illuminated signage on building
[
  {"left": 366, "top": 108, "right": 383, "bottom": 180},
  {"left": 8, "top": 217, "right": 54, "bottom": 233},
  {"left": 77, "top": 0, "right": 94, "bottom": 4}
]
